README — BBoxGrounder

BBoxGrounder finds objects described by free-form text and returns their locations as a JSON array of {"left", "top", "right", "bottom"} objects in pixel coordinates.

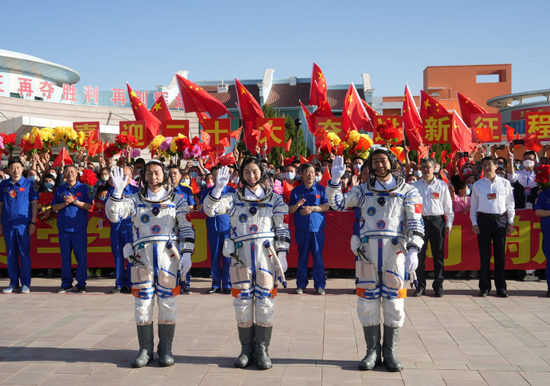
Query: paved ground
[{"left": 0, "top": 276, "right": 549, "bottom": 385}]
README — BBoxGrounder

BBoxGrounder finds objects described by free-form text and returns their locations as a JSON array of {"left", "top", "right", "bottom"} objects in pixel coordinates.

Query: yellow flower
[
  {"left": 23, "top": 133, "right": 30, "bottom": 141},
  {"left": 178, "top": 133, "right": 187, "bottom": 139},
  {"left": 170, "top": 141, "right": 178, "bottom": 153},
  {"left": 327, "top": 132, "right": 341, "bottom": 145},
  {"left": 148, "top": 135, "right": 165, "bottom": 152},
  {"left": 347, "top": 130, "right": 360, "bottom": 146},
  {"left": 360, "top": 134, "right": 373, "bottom": 147}
]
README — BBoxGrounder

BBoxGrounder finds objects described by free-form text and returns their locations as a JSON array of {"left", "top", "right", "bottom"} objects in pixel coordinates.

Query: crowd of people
[{"left": 1, "top": 141, "right": 549, "bottom": 370}]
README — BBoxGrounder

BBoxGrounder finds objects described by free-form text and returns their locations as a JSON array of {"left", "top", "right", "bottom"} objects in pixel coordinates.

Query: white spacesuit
[
  {"left": 327, "top": 150, "right": 424, "bottom": 372},
  {"left": 203, "top": 158, "right": 290, "bottom": 370},
  {"left": 106, "top": 161, "right": 194, "bottom": 368}
]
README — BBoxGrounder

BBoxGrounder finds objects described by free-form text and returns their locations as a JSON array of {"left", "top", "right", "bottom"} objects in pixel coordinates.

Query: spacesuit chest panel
[
  {"left": 361, "top": 192, "right": 406, "bottom": 235},
  {"left": 231, "top": 198, "right": 274, "bottom": 239},
  {"left": 133, "top": 200, "right": 177, "bottom": 240}
]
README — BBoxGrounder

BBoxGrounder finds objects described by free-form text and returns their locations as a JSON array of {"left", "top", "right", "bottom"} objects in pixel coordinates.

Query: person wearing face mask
[
  {"left": 0, "top": 158, "right": 40, "bottom": 294},
  {"left": 106, "top": 166, "right": 139, "bottom": 294},
  {"left": 507, "top": 149, "right": 538, "bottom": 209},
  {"left": 98, "top": 167, "right": 111, "bottom": 187},
  {"left": 450, "top": 181, "right": 471, "bottom": 214},
  {"left": 289, "top": 163, "right": 330, "bottom": 295},
  {"left": 39, "top": 174, "right": 57, "bottom": 192},
  {"left": 282, "top": 164, "right": 300, "bottom": 203},
  {"left": 26, "top": 169, "right": 40, "bottom": 186}
]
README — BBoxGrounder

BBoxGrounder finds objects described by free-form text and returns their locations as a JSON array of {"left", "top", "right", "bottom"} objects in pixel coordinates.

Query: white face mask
[
  {"left": 233, "top": 176, "right": 240, "bottom": 184},
  {"left": 286, "top": 172, "right": 295, "bottom": 180},
  {"left": 183, "top": 179, "right": 190, "bottom": 185},
  {"left": 523, "top": 160, "right": 535, "bottom": 169}
]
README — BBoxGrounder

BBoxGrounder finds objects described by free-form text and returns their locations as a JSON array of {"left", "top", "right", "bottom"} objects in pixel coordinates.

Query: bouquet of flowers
[
  {"left": 115, "top": 133, "right": 138, "bottom": 150},
  {"left": 79, "top": 169, "right": 98, "bottom": 195},
  {"left": 104, "top": 143, "right": 121, "bottom": 159},
  {"left": 375, "top": 120, "right": 403, "bottom": 145},
  {"left": 273, "top": 179, "right": 283, "bottom": 195},
  {"left": 1, "top": 133, "right": 17, "bottom": 156},
  {"left": 535, "top": 164, "right": 550, "bottom": 191},
  {"left": 148, "top": 134, "right": 166, "bottom": 157},
  {"left": 53, "top": 126, "right": 85, "bottom": 152}
]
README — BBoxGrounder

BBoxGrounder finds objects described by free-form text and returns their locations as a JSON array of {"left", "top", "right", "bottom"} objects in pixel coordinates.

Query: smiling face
[
  {"left": 371, "top": 153, "right": 391, "bottom": 177},
  {"left": 243, "top": 162, "right": 262, "bottom": 187}
]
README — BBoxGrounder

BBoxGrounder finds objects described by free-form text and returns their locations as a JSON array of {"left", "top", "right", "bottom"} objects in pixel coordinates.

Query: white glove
[
  {"left": 178, "top": 252, "right": 192, "bottom": 276},
  {"left": 405, "top": 249, "right": 419, "bottom": 273},
  {"left": 278, "top": 252, "right": 288, "bottom": 273},
  {"left": 110, "top": 167, "right": 128, "bottom": 198},
  {"left": 330, "top": 156, "right": 346, "bottom": 185},
  {"left": 212, "top": 166, "right": 230, "bottom": 199}
]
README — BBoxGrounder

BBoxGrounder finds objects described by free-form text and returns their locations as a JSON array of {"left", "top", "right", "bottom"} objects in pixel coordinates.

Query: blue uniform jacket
[
  {"left": 534, "top": 188, "right": 550, "bottom": 233},
  {"left": 198, "top": 185, "right": 236, "bottom": 232},
  {"left": 289, "top": 183, "right": 328, "bottom": 232},
  {"left": 0, "top": 176, "right": 40, "bottom": 226},
  {"left": 174, "top": 184, "right": 196, "bottom": 207},
  {"left": 107, "top": 184, "right": 140, "bottom": 230},
  {"left": 52, "top": 181, "right": 93, "bottom": 232}
]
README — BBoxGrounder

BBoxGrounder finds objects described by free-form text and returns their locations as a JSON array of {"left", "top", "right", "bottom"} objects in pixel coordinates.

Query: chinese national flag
[
  {"left": 456, "top": 91, "right": 488, "bottom": 127},
  {"left": 191, "top": 178, "right": 200, "bottom": 194},
  {"left": 218, "top": 137, "right": 230, "bottom": 148},
  {"left": 219, "top": 152, "right": 236, "bottom": 166},
  {"left": 505, "top": 125, "right": 515, "bottom": 143},
  {"left": 51, "top": 148, "right": 73, "bottom": 168},
  {"left": 284, "top": 138, "right": 292, "bottom": 152},
  {"left": 300, "top": 155, "right": 309, "bottom": 164},
  {"left": 299, "top": 100, "right": 314, "bottom": 133},
  {"left": 126, "top": 82, "right": 161, "bottom": 143},
  {"left": 235, "top": 78, "right": 264, "bottom": 150},
  {"left": 176, "top": 74, "right": 233, "bottom": 119},
  {"left": 309, "top": 63, "right": 328, "bottom": 106},
  {"left": 402, "top": 83, "right": 423, "bottom": 150},
  {"left": 33, "top": 132, "right": 43, "bottom": 150},
  {"left": 523, "top": 131, "right": 542, "bottom": 152},
  {"left": 420, "top": 90, "right": 449, "bottom": 115},
  {"left": 417, "top": 145, "right": 429, "bottom": 163},
  {"left": 150, "top": 94, "right": 172, "bottom": 122},
  {"left": 451, "top": 112, "right": 476, "bottom": 153},
  {"left": 360, "top": 99, "right": 377, "bottom": 131},
  {"left": 311, "top": 100, "right": 335, "bottom": 126},
  {"left": 319, "top": 166, "right": 331, "bottom": 188},
  {"left": 474, "top": 127, "right": 494, "bottom": 143},
  {"left": 200, "top": 130, "right": 211, "bottom": 145},
  {"left": 343, "top": 83, "right": 370, "bottom": 134},
  {"left": 230, "top": 126, "right": 242, "bottom": 140}
]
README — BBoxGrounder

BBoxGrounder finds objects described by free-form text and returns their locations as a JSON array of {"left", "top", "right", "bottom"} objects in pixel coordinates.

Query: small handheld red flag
[
  {"left": 51, "top": 148, "right": 73, "bottom": 168},
  {"left": 505, "top": 125, "right": 515, "bottom": 143},
  {"left": 319, "top": 166, "right": 331, "bottom": 188}
]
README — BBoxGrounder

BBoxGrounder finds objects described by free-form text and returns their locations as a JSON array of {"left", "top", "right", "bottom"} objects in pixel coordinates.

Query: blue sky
[{"left": 1, "top": 0, "right": 548, "bottom": 97}]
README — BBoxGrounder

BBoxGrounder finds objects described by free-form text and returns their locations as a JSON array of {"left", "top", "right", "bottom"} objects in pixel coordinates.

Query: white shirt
[
  {"left": 507, "top": 168, "right": 537, "bottom": 188},
  {"left": 470, "top": 176, "right": 515, "bottom": 226},
  {"left": 244, "top": 185, "right": 266, "bottom": 200},
  {"left": 413, "top": 177, "right": 454, "bottom": 228},
  {"left": 147, "top": 187, "right": 168, "bottom": 201},
  {"left": 373, "top": 175, "right": 397, "bottom": 191}
]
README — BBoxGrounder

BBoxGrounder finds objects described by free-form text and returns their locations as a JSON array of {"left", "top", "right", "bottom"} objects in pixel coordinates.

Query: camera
[{"left": 513, "top": 139, "right": 524, "bottom": 146}]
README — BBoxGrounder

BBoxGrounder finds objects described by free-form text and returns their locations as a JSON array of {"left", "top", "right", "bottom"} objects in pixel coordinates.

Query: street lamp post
[{"left": 294, "top": 118, "right": 302, "bottom": 160}]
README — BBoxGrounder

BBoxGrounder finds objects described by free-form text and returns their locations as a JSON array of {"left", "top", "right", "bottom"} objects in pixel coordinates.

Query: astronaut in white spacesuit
[
  {"left": 326, "top": 149, "right": 424, "bottom": 372},
  {"left": 107, "top": 160, "right": 195, "bottom": 368},
  {"left": 203, "top": 157, "right": 290, "bottom": 370}
]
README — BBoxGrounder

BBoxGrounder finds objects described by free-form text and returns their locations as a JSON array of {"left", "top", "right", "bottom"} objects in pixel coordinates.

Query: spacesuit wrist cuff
[
  {"left": 276, "top": 248, "right": 289, "bottom": 253},
  {"left": 110, "top": 193, "right": 123, "bottom": 201},
  {"left": 328, "top": 179, "right": 341, "bottom": 187},
  {"left": 209, "top": 191, "right": 222, "bottom": 201},
  {"left": 406, "top": 244, "right": 420, "bottom": 252}
]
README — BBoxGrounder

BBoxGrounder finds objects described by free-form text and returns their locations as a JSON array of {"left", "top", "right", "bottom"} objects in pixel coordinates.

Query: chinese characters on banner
[
  {"left": 202, "top": 119, "right": 231, "bottom": 147},
  {"left": 472, "top": 113, "right": 502, "bottom": 143},
  {"left": 526, "top": 112, "right": 550, "bottom": 141},
  {"left": 315, "top": 117, "right": 345, "bottom": 139},
  {"left": 421, "top": 114, "right": 452, "bottom": 144},
  {"left": 62, "top": 84, "right": 77, "bottom": 102},
  {"left": 111, "top": 88, "right": 127, "bottom": 107},
  {"left": 154, "top": 91, "right": 169, "bottom": 104},
  {"left": 161, "top": 120, "right": 190, "bottom": 138},
  {"left": 83, "top": 86, "right": 99, "bottom": 105},
  {"left": 18, "top": 77, "right": 34, "bottom": 98},
  {"left": 73, "top": 122, "right": 100, "bottom": 143},
  {"left": 119, "top": 121, "right": 147, "bottom": 149},
  {"left": 373, "top": 116, "right": 404, "bottom": 144},
  {"left": 39, "top": 81, "right": 55, "bottom": 100},
  {"left": 511, "top": 106, "right": 550, "bottom": 121},
  {"left": 256, "top": 118, "right": 286, "bottom": 147}
]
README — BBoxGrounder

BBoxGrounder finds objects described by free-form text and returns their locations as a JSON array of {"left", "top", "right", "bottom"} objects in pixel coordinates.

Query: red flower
[
  {"left": 535, "top": 165, "right": 550, "bottom": 190},
  {"left": 79, "top": 169, "right": 98, "bottom": 187},
  {"left": 38, "top": 192, "right": 54, "bottom": 206},
  {"left": 104, "top": 143, "right": 121, "bottom": 159},
  {"left": 191, "top": 136, "right": 200, "bottom": 145}
]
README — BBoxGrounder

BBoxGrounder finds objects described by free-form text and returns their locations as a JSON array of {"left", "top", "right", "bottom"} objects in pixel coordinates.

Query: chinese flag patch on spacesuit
[
  {"left": 415, "top": 204, "right": 423, "bottom": 213},
  {"left": 186, "top": 213, "right": 192, "bottom": 222},
  {"left": 283, "top": 215, "right": 289, "bottom": 224}
]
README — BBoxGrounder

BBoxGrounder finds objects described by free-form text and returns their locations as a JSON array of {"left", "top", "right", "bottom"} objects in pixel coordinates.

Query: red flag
[
  {"left": 319, "top": 165, "right": 331, "bottom": 188},
  {"left": 284, "top": 138, "right": 292, "bottom": 152},
  {"left": 300, "top": 155, "right": 309, "bottom": 164},
  {"left": 440, "top": 170, "right": 450, "bottom": 185},
  {"left": 235, "top": 78, "right": 264, "bottom": 150},
  {"left": 451, "top": 112, "right": 476, "bottom": 153},
  {"left": 417, "top": 145, "right": 429, "bottom": 162},
  {"left": 343, "top": 83, "right": 370, "bottom": 134},
  {"left": 456, "top": 91, "right": 488, "bottom": 127},
  {"left": 230, "top": 126, "right": 242, "bottom": 140},
  {"left": 420, "top": 90, "right": 449, "bottom": 115},
  {"left": 51, "top": 148, "right": 73, "bottom": 168},
  {"left": 523, "top": 131, "right": 542, "bottom": 152},
  {"left": 176, "top": 74, "right": 233, "bottom": 119},
  {"left": 430, "top": 152, "right": 436, "bottom": 159},
  {"left": 33, "top": 132, "right": 43, "bottom": 150},
  {"left": 440, "top": 150, "right": 448, "bottom": 165},
  {"left": 87, "top": 130, "right": 98, "bottom": 146},
  {"left": 200, "top": 130, "right": 211, "bottom": 145},
  {"left": 360, "top": 99, "right": 377, "bottom": 131},
  {"left": 299, "top": 100, "right": 314, "bottom": 133},
  {"left": 260, "top": 121, "right": 273, "bottom": 144},
  {"left": 150, "top": 94, "right": 172, "bottom": 122},
  {"left": 309, "top": 63, "right": 328, "bottom": 106},
  {"left": 402, "top": 84, "right": 423, "bottom": 150},
  {"left": 218, "top": 137, "right": 230, "bottom": 148},
  {"left": 219, "top": 152, "right": 236, "bottom": 166},
  {"left": 505, "top": 125, "right": 515, "bottom": 143},
  {"left": 283, "top": 180, "right": 294, "bottom": 203},
  {"left": 127, "top": 82, "right": 161, "bottom": 143},
  {"left": 190, "top": 178, "right": 200, "bottom": 194},
  {"left": 474, "top": 127, "right": 494, "bottom": 143}
]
